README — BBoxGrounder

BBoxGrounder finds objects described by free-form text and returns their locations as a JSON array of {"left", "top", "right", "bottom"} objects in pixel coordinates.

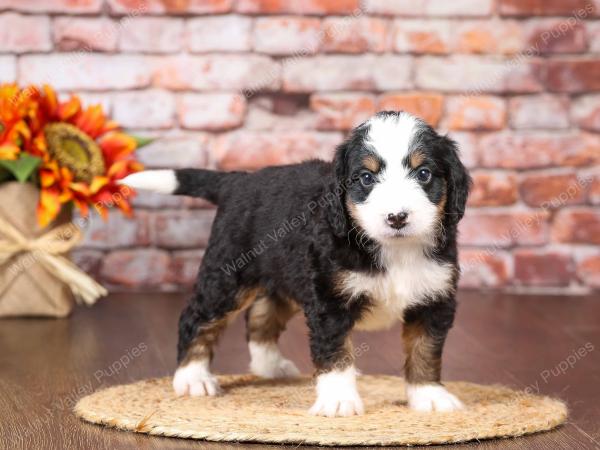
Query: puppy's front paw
[
  {"left": 407, "top": 384, "right": 463, "bottom": 412},
  {"left": 309, "top": 392, "right": 364, "bottom": 417},
  {"left": 173, "top": 361, "right": 221, "bottom": 397},
  {"left": 249, "top": 342, "right": 301, "bottom": 379},
  {"left": 309, "top": 367, "right": 364, "bottom": 417}
]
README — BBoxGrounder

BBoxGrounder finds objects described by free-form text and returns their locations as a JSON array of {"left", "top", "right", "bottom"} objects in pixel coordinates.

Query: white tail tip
[{"left": 118, "top": 170, "right": 178, "bottom": 194}]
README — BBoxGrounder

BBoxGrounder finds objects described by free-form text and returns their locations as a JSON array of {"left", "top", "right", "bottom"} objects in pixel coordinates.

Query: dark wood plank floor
[{"left": 1, "top": 291, "right": 599, "bottom": 449}]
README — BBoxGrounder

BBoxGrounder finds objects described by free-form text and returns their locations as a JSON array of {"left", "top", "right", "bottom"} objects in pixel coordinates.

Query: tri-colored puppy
[{"left": 122, "top": 111, "right": 471, "bottom": 417}]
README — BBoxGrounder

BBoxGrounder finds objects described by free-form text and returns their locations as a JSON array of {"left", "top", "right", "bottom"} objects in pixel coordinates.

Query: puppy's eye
[
  {"left": 416, "top": 168, "right": 432, "bottom": 184},
  {"left": 359, "top": 172, "right": 375, "bottom": 187}
]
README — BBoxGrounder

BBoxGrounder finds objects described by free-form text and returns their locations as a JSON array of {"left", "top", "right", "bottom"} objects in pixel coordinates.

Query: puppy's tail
[{"left": 119, "top": 169, "right": 227, "bottom": 204}]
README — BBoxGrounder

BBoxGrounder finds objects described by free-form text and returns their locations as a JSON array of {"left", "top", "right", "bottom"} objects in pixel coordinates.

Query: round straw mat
[{"left": 75, "top": 374, "right": 567, "bottom": 446}]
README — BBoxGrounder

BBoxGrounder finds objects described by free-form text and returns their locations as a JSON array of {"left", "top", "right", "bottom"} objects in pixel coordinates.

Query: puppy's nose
[{"left": 386, "top": 212, "right": 409, "bottom": 230}]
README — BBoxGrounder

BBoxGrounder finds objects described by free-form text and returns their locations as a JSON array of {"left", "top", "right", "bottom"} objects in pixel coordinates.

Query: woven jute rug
[{"left": 75, "top": 374, "right": 567, "bottom": 446}]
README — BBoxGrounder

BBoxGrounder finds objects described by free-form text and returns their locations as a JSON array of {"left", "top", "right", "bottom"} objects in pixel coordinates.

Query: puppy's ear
[
  {"left": 441, "top": 136, "right": 471, "bottom": 226},
  {"left": 328, "top": 141, "right": 350, "bottom": 237}
]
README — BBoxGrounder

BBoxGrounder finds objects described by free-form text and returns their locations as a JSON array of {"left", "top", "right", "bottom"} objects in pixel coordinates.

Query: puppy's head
[{"left": 333, "top": 111, "right": 471, "bottom": 245}]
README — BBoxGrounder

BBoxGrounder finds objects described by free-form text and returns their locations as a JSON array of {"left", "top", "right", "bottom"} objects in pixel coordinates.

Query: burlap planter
[{"left": 0, "top": 182, "right": 74, "bottom": 318}]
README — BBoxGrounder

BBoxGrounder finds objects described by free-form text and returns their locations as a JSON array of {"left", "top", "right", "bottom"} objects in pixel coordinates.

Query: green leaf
[
  {"left": 131, "top": 135, "right": 155, "bottom": 148},
  {"left": 0, "top": 154, "right": 42, "bottom": 183}
]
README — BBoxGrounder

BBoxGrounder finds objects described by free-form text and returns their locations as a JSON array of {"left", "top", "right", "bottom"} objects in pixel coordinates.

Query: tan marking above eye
[
  {"left": 409, "top": 151, "right": 426, "bottom": 169},
  {"left": 362, "top": 155, "right": 381, "bottom": 173}
]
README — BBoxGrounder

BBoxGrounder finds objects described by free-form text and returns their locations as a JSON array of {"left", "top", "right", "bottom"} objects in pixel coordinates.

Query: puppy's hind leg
[
  {"left": 173, "top": 271, "right": 253, "bottom": 397},
  {"left": 246, "top": 294, "right": 300, "bottom": 379}
]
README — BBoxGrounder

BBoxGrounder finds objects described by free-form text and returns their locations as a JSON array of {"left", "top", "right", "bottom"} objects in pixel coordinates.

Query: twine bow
[{"left": 0, "top": 216, "right": 107, "bottom": 305}]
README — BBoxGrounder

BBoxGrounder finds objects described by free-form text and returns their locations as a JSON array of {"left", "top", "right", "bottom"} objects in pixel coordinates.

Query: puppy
[{"left": 121, "top": 111, "right": 471, "bottom": 417}]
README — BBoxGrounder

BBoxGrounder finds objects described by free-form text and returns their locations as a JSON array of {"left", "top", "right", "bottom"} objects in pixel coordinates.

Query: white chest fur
[{"left": 338, "top": 245, "right": 454, "bottom": 331}]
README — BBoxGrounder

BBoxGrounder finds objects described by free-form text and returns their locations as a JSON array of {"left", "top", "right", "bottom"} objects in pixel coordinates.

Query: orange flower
[{"left": 0, "top": 84, "right": 144, "bottom": 228}]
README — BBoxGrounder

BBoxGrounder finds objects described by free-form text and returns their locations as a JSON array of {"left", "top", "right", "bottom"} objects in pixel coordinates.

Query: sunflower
[{"left": 1, "top": 85, "right": 144, "bottom": 228}]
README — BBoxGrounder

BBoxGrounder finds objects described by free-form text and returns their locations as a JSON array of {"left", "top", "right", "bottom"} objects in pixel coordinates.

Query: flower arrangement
[
  {"left": 0, "top": 84, "right": 145, "bottom": 228},
  {"left": 0, "top": 84, "right": 148, "bottom": 317}
]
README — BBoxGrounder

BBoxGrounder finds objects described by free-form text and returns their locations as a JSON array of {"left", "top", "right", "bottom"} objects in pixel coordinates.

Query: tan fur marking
[
  {"left": 403, "top": 322, "right": 442, "bottom": 384},
  {"left": 246, "top": 295, "right": 298, "bottom": 344},
  {"left": 362, "top": 155, "right": 381, "bottom": 173},
  {"left": 181, "top": 287, "right": 260, "bottom": 366},
  {"left": 409, "top": 150, "right": 426, "bottom": 169}
]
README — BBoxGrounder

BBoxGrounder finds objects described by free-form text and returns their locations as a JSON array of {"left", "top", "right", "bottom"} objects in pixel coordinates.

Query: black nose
[{"left": 386, "top": 212, "right": 408, "bottom": 230}]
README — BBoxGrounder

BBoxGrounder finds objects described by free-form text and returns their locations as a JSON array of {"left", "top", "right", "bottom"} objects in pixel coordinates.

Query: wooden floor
[{"left": 1, "top": 291, "right": 599, "bottom": 449}]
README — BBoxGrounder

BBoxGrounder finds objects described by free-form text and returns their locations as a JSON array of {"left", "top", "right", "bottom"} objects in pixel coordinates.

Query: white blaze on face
[{"left": 353, "top": 114, "right": 438, "bottom": 243}]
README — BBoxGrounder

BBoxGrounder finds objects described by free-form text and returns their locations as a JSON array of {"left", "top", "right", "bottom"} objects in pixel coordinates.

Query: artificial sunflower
[{"left": 0, "top": 84, "right": 146, "bottom": 228}]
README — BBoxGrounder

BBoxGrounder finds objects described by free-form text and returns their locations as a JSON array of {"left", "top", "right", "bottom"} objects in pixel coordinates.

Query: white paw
[
  {"left": 406, "top": 384, "right": 464, "bottom": 412},
  {"left": 249, "top": 342, "right": 300, "bottom": 379},
  {"left": 172, "top": 361, "right": 221, "bottom": 397},
  {"left": 309, "top": 367, "right": 364, "bottom": 417}
]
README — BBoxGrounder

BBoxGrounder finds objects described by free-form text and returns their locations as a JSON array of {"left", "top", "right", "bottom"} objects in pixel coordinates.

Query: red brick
[
  {"left": 151, "top": 210, "right": 216, "bottom": 249},
  {"left": 455, "top": 20, "right": 523, "bottom": 54},
  {"left": 112, "top": 90, "right": 175, "bottom": 129},
  {"left": 214, "top": 131, "right": 342, "bottom": 171},
  {"left": 393, "top": 19, "right": 451, "bottom": 54},
  {"left": 444, "top": 96, "right": 506, "bottom": 131},
  {"left": 459, "top": 211, "right": 550, "bottom": 247},
  {"left": 393, "top": 20, "right": 523, "bottom": 55},
  {"left": 253, "top": 17, "right": 321, "bottom": 55},
  {"left": 310, "top": 93, "right": 375, "bottom": 130},
  {"left": 576, "top": 253, "right": 600, "bottom": 288},
  {"left": 478, "top": 133, "right": 600, "bottom": 169},
  {"left": 425, "top": 0, "right": 494, "bottom": 16},
  {"left": 107, "top": 0, "right": 232, "bottom": 14},
  {"left": 377, "top": 92, "right": 444, "bottom": 126},
  {"left": 539, "top": 59, "right": 600, "bottom": 93},
  {"left": 0, "top": 13, "right": 51, "bottom": 52},
  {"left": 416, "top": 56, "right": 543, "bottom": 93},
  {"left": 322, "top": 17, "right": 389, "bottom": 53},
  {"left": 589, "top": 176, "right": 600, "bottom": 204},
  {"left": 101, "top": 249, "right": 170, "bottom": 287},
  {"left": 509, "top": 95, "right": 570, "bottom": 129},
  {"left": 71, "top": 249, "right": 104, "bottom": 280},
  {"left": 519, "top": 172, "right": 588, "bottom": 207},
  {"left": 153, "top": 55, "right": 280, "bottom": 92},
  {"left": 525, "top": 18, "right": 587, "bottom": 54},
  {"left": 572, "top": 94, "right": 600, "bottom": 131},
  {"left": 138, "top": 134, "right": 210, "bottom": 169},
  {"left": 365, "top": 0, "right": 493, "bottom": 16},
  {"left": 119, "top": 17, "right": 183, "bottom": 53},
  {"left": 187, "top": 16, "right": 251, "bottom": 52},
  {"left": 81, "top": 211, "right": 150, "bottom": 249},
  {"left": 588, "top": 21, "right": 600, "bottom": 52},
  {"left": 514, "top": 250, "right": 573, "bottom": 287},
  {"left": 0, "top": 55, "right": 15, "bottom": 82},
  {"left": 236, "top": 0, "right": 359, "bottom": 14},
  {"left": 363, "top": 0, "right": 422, "bottom": 15},
  {"left": 459, "top": 249, "right": 511, "bottom": 288},
  {"left": 20, "top": 54, "right": 152, "bottom": 90},
  {"left": 283, "top": 55, "right": 412, "bottom": 92},
  {"left": 2, "top": 0, "right": 102, "bottom": 13},
  {"left": 245, "top": 101, "right": 318, "bottom": 131},
  {"left": 498, "top": 0, "right": 596, "bottom": 16},
  {"left": 449, "top": 132, "right": 479, "bottom": 169},
  {"left": 169, "top": 250, "right": 204, "bottom": 286},
  {"left": 468, "top": 171, "right": 518, "bottom": 207},
  {"left": 177, "top": 93, "right": 246, "bottom": 131},
  {"left": 552, "top": 208, "right": 600, "bottom": 244},
  {"left": 53, "top": 17, "right": 118, "bottom": 52}
]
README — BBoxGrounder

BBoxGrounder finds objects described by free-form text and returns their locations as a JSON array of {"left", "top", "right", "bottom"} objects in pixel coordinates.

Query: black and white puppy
[{"left": 122, "top": 111, "right": 471, "bottom": 417}]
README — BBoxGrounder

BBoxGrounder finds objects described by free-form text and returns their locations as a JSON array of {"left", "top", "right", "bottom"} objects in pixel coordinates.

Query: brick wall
[{"left": 1, "top": 0, "right": 599, "bottom": 293}]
